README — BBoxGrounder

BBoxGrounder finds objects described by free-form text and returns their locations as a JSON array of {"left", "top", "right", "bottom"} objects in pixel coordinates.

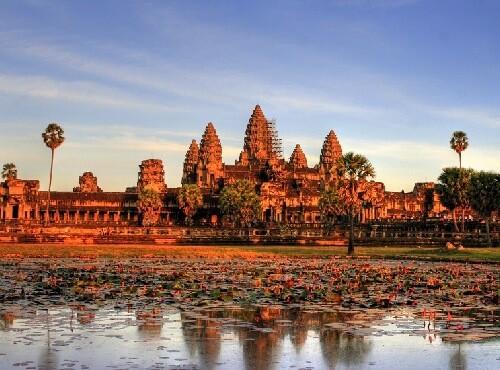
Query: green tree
[
  {"left": 435, "top": 167, "right": 474, "bottom": 233},
  {"left": 332, "top": 152, "right": 376, "bottom": 255},
  {"left": 137, "top": 188, "right": 163, "bottom": 227},
  {"left": 450, "top": 131, "right": 468, "bottom": 169},
  {"left": 177, "top": 184, "right": 203, "bottom": 225},
  {"left": 1, "top": 163, "right": 17, "bottom": 180},
  {"left": 219, "top": 179, "right": 261, "bottom": 227},
  {"left": 319, "top": 186, "right": 342, "bottom": 232},
  {"left": 469, "top": 171, "right": 499, "bottom": 247},
  {"left": 42, "top": 123, "right": 65, "bottom": 223}
]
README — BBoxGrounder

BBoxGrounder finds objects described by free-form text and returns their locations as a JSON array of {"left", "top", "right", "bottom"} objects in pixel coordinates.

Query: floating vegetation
[{"left": 0, "top": 256, "right": 498, "bottom": 348}]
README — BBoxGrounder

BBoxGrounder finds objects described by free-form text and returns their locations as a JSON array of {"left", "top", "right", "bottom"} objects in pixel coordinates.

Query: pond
[
  {"left": 1, "top": 304, "right": 498, "bottom": 369},
  {"left": 0, "top": 257, "right": 498, "bottom": 369}
]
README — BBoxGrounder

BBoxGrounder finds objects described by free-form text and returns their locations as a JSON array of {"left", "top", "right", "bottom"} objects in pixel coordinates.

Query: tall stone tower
[
  {"left": 137, "top": 159, "right": 167, "bottom": 193},
  {"left": 318, "top": 130, "right": 343, "bottom": 184},
  {"left": 181, "top": 139, "right": 199, "bottom": 185},
  {"left": 289, "top": 144, "right": 308, "bottom": 169},
  {"left": 238, "top": 105, "right": 278, "bottom": 165},
  {"left": 196, "top": 122, "right": 223, "bottom": 188}
]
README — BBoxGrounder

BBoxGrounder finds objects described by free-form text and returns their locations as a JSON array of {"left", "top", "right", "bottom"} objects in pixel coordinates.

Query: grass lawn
[{"left": 0, "top": 244, "right": 498, "bottom": 263}]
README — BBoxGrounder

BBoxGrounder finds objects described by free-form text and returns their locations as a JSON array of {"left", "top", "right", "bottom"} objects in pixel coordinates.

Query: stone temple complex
[{"left": 1, "top": 105, "right": 451, "bottom": 225}]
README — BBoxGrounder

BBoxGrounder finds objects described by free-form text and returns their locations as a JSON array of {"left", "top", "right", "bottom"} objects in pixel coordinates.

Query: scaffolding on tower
[{"left": 267, "top": 118, "right": 283, "bottom": 158}]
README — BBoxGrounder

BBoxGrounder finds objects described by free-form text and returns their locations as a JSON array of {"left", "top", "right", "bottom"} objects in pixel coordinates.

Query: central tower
[{"left": 237, "top": 105, "right": 281, "bottom": 165}]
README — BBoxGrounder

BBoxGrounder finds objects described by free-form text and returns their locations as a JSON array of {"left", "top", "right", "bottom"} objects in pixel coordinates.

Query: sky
[{"left": 0, "top": 0, "right": 498, "bottom": 192}]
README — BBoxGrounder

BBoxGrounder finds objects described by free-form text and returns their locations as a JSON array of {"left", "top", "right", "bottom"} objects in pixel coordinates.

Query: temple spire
[
  {"left": 289, "top": 144, "right": 308, "bottom": 169},
  {"left": 181, "top": 139, "right": 199, "bottom": 185},
  {"left": 319, "top": 130, "right": 343, "bottom": 183},
  {"left": 197, "top": 122, "right": 223, "bottom": 188},
  {"left": 238, "top": 105, "right": 277, "bottom": 165}
]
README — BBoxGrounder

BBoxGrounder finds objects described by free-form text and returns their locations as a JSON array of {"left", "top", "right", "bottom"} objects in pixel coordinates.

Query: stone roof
[
  {"left": 199, "top": 122, "right": 222, "bottom": 166},
  {"left": 289, "top": 144, "right": 308, "bottom": 169},
  {"left": 319, "top": 130, "right": 342, "bottom": 166}
]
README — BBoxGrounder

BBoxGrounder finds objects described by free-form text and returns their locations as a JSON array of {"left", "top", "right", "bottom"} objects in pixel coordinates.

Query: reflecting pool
[{"left": 1, "top": 304, "right": 498, "bottom": 369}]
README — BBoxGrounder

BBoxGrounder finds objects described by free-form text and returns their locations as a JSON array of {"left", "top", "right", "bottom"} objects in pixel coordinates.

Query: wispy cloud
[
  {"left": 0, "top": 74, "right": 183, "bottom": 112},
  {"left": 429, "top": 107, "right": 500, "bottom": 129}
]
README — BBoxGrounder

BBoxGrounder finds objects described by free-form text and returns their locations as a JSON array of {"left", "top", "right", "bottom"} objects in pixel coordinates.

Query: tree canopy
[
  {"left": 137, "top": 187, "right": 163, "bottom": 227},
  {"left": 1, "top": 163, "right": 17, "bottom": 180},
  {"left": 42, "top": 123, "right": 65, "bottom": 151},
  {"left": 435, "top": 167, "right": 474, "bottom": 232},
  {"left": 219, "top": 179, "right": 261, "bottom": 227},
  {"left": 178, "top": 184, "right": 203, "bottom": 224},
  {"left": 469, "top": 171, "right": 500, "bottom": 247},
  {"left": 450, "top": 131, "right": 468, "bottom": 169}
]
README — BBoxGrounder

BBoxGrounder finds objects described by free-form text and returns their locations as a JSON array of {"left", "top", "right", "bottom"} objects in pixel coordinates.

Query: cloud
[
  {"left": 429, "top": 107, "right": 500, "bottom": 129},
  {"left": 0, "top": 74, "right": 183, "bottom": 112},
  {"left": 0, "top": 24, "right": 398, "bottom": 120}
]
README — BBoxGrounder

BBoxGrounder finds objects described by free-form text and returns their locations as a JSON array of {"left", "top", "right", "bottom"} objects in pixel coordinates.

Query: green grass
[{"left": 0, "top": 244, "right": 499, "bottom": 263}]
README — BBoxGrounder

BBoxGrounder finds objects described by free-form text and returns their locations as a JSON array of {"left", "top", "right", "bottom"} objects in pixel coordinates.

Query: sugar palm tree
[
  {"left": 336, "top": 152, "right": 376, "bottom": 255},
  {"left": 1, "top": 163, "right": 17, "bottom": 180},
  {"left": 450, "top": 131, "right": 468, "bottom": 169},
  {"left": 449, "top": 131, "right": 469, "bottom": 231},
  {"left": 42, "top": 123, "right": 65, "bottom": 223}
]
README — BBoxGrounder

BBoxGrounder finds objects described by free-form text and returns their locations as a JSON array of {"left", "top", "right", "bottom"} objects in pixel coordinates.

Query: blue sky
[{"left": 1, "top": 0, "right": 498, "bottom": 192}]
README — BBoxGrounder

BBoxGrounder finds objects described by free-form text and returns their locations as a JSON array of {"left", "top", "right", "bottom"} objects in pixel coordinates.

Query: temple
[{"left": 1, "top": 105, "right": 451, "bottom": 225}]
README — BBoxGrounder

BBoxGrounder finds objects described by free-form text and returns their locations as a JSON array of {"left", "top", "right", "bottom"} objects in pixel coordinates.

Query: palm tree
[
  {"left": 450, "top": 131, "right": 468, "bottom": 169},
  {"left": 1, "top": 163, "right": 17, "bottom": 180},
  {"left": 336, "top": 152, "right": 376, "bottom": 254},
  {"left": 42, "top": 123, "right": 65, "bottom": 223}
]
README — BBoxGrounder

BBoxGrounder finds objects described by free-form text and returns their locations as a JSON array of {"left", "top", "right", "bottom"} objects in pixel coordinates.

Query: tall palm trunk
[
  {"left": 461, "top": 208, "right": 465, "bottom": 233},
  {"left": 46, "top": 148, "right": 54, "bottom": 224},
  {"left": 348, "top": 212, "right": 355, "bottom": 255},
  {"left": 485, "top": 217, "right": 492, "bottom": 248},
  {"left": 452, "top": 209, "right": 459, "bottom": 233}
]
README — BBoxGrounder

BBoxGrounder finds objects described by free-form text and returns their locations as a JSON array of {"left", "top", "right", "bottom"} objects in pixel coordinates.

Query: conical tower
[
  {"left": 289, "top": 144, "right": 308, "bottom": 169},
  {"left": 197, "top": 122, "right": 223, "bottom": 188},
  {"left": 238, "top": 105, "right": 276, "bottom": 165},
  {"left": 181, "top": 139, "right": 199, "bottom": 185},
  {"left": 319, "top": 130, "right": 342, "bottom": 183}
]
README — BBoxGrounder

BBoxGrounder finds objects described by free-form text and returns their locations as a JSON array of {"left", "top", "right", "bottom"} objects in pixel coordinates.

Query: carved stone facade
[
  {"left": 182, "top": 140, "right": 199, "bottom": 185},
  {"left": 289, "top": 144, "right": 308, "bottom": 169},
  {"left": 137, "top": 159, "right": 167, "bottom": 193},
  {"left": 238, "top": 105, "right": 277, "bottom": 165},
  {"left": 0, "top": 104, "right": 458, "bottom": 225},
  {"left": 197, "top": 122, "right": 224, "bottom": 189},
  {"left": 318, "top": 130, "right": 343, "bottom": 184},
  {"left": 0, "top": 178, "right": 39, "bottom": 221},
  {"left": 73, "top": 172, "right": 102, "bottom": 193}
]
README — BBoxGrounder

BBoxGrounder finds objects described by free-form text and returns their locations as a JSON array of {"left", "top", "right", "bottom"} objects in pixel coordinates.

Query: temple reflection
[
  {"left": 177, "top": 305, "right": 375, "bottom": 370},
  {"left": 136, "top": 307, "right": 164, "bottom": 335}
]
